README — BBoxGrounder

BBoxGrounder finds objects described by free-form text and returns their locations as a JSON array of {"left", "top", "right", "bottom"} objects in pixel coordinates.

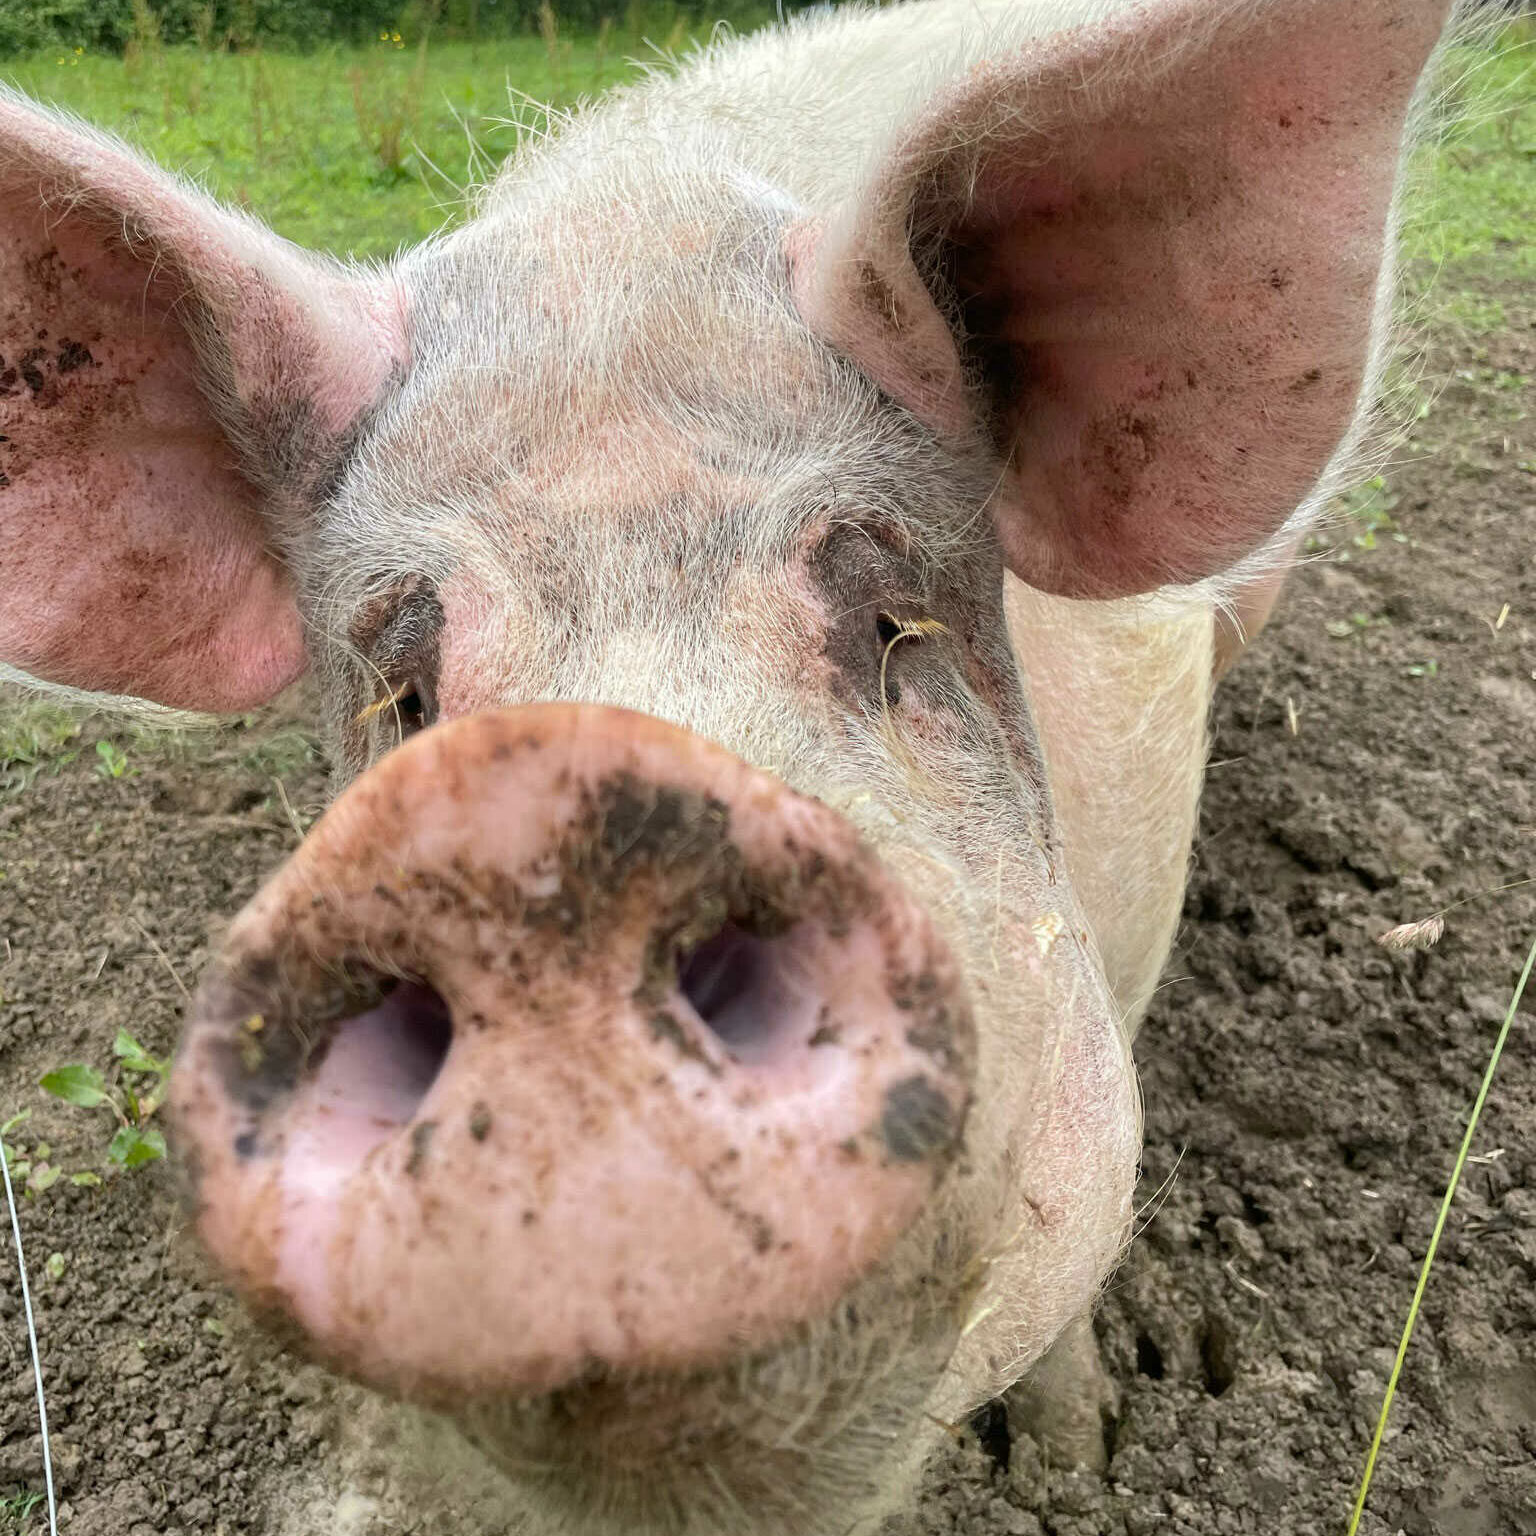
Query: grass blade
[
  {"left": 0, "top": 1134, "right": 59, "bottom": 1536},
  {"left": 1346, "top": 928, "right": 1536, "bottom": 1535}
]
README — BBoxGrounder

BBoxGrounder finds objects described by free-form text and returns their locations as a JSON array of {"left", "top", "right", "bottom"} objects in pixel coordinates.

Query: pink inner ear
[
  {"left": 952, "top": 97, "right": 1388, "bottom": 598},
  {"left": 792, "top": 0, "right": 1450, "bottom": 599},
  {"left": 0, "top": 95, "right": 407, "bottom": 709}
]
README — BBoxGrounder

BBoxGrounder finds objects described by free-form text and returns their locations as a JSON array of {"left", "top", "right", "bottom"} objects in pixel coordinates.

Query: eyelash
[
  {"left": 358, "top": 676, "right": 433, "bottom": 741},
  {"left": 352, "top": 580, "right": 444, "bottom": 746},
  {"left": 875, "top": 611, "right": 948, "bottom": 707}
]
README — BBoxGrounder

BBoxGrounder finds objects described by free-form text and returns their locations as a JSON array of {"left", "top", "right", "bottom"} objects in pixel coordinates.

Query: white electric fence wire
[{"left": 0, "top": 1137, "right": 59, "bottom": 1536}]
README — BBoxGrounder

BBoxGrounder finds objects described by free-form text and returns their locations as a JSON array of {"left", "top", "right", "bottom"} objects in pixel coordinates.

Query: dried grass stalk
[{"left": 1376, "top": 915, "right": 1446, "bottom": 951}]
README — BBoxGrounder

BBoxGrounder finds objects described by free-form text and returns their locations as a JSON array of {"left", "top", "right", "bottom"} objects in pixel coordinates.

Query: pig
[{"left": 0, "top": 0, "right": 1462, "bottom": 1530}]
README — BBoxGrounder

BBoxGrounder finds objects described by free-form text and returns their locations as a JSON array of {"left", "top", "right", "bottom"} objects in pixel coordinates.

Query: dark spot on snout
[
  {"left": 597, "top": 774, "right": 808, "bottom": 1001},
  {"left": 879, "top": 1075, "right": 955, "bottom": 1162},
  {"left": 405, "top": 1120, "right": 437, "bottom": 1177},
  {"left": 19, "top": 348, "right": 47, "bottom": 394},
  {"left": 647, "top": 1008, "right": 722, "bottom": 1075},
  {"left": 196, "top": 971, "right": 317, "bottom": 1114},
  {"left": 599, "top": 778, "right": 730, "bottom": 875},
  {"left": 55, "top": 339, "right": 93, "bottom": 374},
  {"left": 468, "top": 1104, "right": 493, "bottom": 1141},
  {"left": 894, "top": 970, "right": 965, "bottom": 1074},
  {"left": 197, "top": 957, "right": 396, "bottom": 1115}
]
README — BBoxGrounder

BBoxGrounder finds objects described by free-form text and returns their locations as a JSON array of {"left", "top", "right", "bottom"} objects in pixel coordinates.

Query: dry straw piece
[
  {"left": 1376, "top": 914, "right": 1446, "bottom": 951},
  {"left": 1376, "top": 880, "right": 1535, "bottom": 953}
]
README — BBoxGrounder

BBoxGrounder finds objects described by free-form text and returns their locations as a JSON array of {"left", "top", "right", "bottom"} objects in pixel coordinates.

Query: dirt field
[
  {"left": 1, "top": 89, "right": 1533, "bottom": 1536},
  {"left": 902, "top": 287, "right": 1536, "bottom": 1536}
]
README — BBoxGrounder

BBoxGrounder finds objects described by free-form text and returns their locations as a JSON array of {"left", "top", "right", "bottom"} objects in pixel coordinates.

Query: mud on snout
[{"left": 170, "top": 704, "right": 976, "bottom": 1415}]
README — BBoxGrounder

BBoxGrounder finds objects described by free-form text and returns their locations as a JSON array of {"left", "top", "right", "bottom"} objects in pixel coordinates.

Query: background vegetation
[
  {"left": 0, "top": 2, "right": 741, "bottom": 252},
  {"left": 0, "top": 0, "right": 789, "bottom": 54},
  {"left": 0, "top": 7, "right": 1528, "bottom": 265}
]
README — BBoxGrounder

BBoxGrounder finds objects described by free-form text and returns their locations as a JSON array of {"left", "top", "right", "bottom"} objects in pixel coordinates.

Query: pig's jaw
[{"left": 450, "top": 1213, "right": 981, "bottom": 1536}]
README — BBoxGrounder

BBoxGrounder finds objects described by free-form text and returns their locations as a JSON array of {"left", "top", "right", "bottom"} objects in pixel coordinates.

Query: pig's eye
[
  {"left": 876, "top": 615, "right": 904, "bottom": 705},
  {"left": 359, "top": 675, "right": 437, "bottom": 743},
  {"left": 395, "top": 686, "right": 428, "bottom": 733},
  {"left": 350, "top": 576, "right": 444, "bottom": 752},
  {"left": 875, "top": 611, "right": 947, "bottom": 707},
  {"left": 387, "top": 679, "right": 435, "bottom": 736}
]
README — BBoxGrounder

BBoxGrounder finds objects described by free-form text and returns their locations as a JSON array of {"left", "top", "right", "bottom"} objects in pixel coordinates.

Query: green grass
[
  {"left": 230, "top": 725, "right": 323, "bottom": 779},
  {"left": 1403, "top": 20, "right": 1535, "bottom": 304},
  {"left": 1, "top": 17, "right": 1526, "bottom": 267},
  {"left": 0, "top": 24, "right": 680, "bottom": 256},
  {"left": 0, "top": 1489, "right": 44, "bottom": 1536},
  {"left": 0, "top": 700, "right": 82, "bottom": 796}
]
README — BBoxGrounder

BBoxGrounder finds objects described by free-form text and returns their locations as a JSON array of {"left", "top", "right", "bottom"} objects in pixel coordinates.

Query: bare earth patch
[{"left": 0, "top": 295, "right": 1531, "bottom": 1535}]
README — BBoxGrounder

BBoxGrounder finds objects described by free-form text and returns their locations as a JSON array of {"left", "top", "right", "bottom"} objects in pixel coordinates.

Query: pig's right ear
[
  {"left": 790, "top": 0, "right": 1449, "bottom": 600},
  {"left": 0, "top": 90, "right": 407, "bottom": 710}
]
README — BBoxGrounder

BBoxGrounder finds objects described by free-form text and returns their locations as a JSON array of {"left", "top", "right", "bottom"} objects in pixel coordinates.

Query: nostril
[
  {"left": 677, "top": 922, "right": 809, "bottom": 1060},
  {"left": 678, "top": 923, "right": 756, "bottom": 1022},
  {"left": 286, "top": 980, "right": 455, "bottom": 1175},
  {"left": 357, "top": 980, "right": 454, "bottom": 1108}
]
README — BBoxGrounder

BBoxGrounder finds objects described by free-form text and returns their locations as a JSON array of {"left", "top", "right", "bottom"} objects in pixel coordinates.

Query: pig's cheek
[
  {"left": 1022, "top": 1004, "right": 1138, "bottom": 1232},
  {"left": 939, "top": 934, "right": 1136, "bottom": 1406}
]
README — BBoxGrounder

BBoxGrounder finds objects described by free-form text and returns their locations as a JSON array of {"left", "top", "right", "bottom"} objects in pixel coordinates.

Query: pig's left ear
[
  {"left": 0, "top": 90, "right": 407, "bottom": 709},
  {"left": 791, "top": 0, "right": 1450, "bottom": 598}
]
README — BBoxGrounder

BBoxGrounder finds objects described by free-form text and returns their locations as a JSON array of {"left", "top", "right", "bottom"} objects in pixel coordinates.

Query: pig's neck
[{"left": 1005, "top": 578, "right": 1213, "bottom": 1036}]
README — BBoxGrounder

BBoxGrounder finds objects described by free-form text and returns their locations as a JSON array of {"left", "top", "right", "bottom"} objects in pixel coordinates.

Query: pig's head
[{"left": 0, "top": 0, "right": 1451, "bottom": 1529}]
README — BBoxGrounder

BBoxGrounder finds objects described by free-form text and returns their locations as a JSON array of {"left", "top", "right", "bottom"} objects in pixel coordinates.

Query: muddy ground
[{"left": 0, "top": 293, "right": 1531, "bottom": 1533}]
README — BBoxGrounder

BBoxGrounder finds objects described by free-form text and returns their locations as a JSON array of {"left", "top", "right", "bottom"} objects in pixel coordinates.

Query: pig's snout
[{"left": 171, "top": 705, "right": 974, "bottom": 1405}]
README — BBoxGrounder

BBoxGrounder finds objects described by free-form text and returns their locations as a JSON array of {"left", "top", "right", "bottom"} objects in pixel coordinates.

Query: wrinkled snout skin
[{"left": 0, "top": 0, "right": 1459, "bottom": 1530}]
